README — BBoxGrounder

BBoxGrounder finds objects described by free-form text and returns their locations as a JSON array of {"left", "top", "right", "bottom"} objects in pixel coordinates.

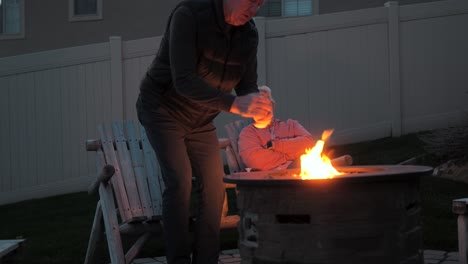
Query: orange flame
[{"left": 299, "top": 129, "right": 342, "bottom": 179}]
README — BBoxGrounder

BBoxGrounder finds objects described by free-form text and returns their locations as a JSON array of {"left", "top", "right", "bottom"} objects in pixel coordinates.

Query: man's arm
[
  {"left": 238, "top": 126, "right": 289, "bottom": 171},
  {"left": 235, "top": 36, "right": 259, "bottom": 96},
  {"left": 271, "top": 120, "right": 316, "bottom": 160},
  {"left": 170, "top": 8, "right": 272, "bottom": 119},
  {"left": 169, "top": 6, "right": 235, "bottom": 112}
]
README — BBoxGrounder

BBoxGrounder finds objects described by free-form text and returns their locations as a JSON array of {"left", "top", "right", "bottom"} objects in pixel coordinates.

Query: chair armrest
[
  {"left": 86, "top": 139, "right": 102, "bottom": 151},
  {"left": 453, "top": 198, "right": 468, "bottom": 215},
  {"left": 88, "top": 165, "right": 116, "bottom": 195}
]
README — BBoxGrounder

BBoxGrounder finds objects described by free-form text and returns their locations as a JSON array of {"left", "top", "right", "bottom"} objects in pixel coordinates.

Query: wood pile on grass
[{"left": 418, "top": 126, "right": 468, "bottom": 183}]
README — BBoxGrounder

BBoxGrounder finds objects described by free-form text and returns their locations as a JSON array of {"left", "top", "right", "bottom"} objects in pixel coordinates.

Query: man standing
[{"left": 136, "top": 0, "right": 271, "bottom": 263}]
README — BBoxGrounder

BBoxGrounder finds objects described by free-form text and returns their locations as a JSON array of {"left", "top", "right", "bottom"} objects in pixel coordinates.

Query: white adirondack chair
[
  {"left": 223, "top": 119, "right": 253, "bottom": 174},
  {"left": 84, "top": 120, "right": 239, "bottom": 264}
]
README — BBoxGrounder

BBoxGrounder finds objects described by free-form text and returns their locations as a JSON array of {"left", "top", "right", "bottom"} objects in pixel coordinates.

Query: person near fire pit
[
  {"left": 238, "top": 86, "right": 317, "bottom": 171},
  {"left": 135, "top": 0, "right": 272, "bottom": 263}
]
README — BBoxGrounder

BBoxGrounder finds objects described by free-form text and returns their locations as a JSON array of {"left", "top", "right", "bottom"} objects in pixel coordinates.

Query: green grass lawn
[{"left": 1, "top": 131, "right": 467, "bottom": 263}]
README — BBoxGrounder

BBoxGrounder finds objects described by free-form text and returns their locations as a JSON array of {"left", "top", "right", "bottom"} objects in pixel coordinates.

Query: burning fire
[{"left": 298, "top": 129, "right": 342, "bottom": 179}]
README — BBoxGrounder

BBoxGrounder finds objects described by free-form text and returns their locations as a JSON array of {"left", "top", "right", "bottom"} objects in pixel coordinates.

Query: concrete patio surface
[{"left": 131, "top": 249, "right": 461, "bottom": 264}]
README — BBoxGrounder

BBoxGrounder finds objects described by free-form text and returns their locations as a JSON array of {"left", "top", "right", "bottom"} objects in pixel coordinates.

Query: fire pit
[{"left": 224, "top": 165, "right": 432, "bottom": 264}]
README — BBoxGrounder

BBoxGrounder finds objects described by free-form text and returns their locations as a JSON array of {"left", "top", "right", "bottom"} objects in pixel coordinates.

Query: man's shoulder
[
  {"left": 244, "top": 20, "right": 258, "bottom": 31},
  {"left": 284, "top": 118, "right": 300, "bottom": 125},
  {"left": 275, "top": 119, "right": 302, "bottom": 131},
  {"left": 177, "top": 0, "right": 211, "bottom": 12},
  {"left": 181, "top": 0, "right": 211, "bottom": 6},
  {"left": 239, "top": 124, "right": 257, "bottom": 136}
]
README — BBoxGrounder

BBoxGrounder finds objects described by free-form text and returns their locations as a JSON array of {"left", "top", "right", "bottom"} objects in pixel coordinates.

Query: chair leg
[
  {"left": 99, "top": 184, "right": 126, "bottom": 264},
  {"left": 453, "top": 198, "right": 468, "bottom": 264},
  {"left": 222, "top": 192, "right": 229, "bottom": 217},
  {"left": 125, "top": 233, "right": 152, "bottom": 264},
  {"left": 84, "top": 201, "right": 104, "bottom": 264},
  {"left": 458, "top": 214, "right": 468, "bottom": 264}
]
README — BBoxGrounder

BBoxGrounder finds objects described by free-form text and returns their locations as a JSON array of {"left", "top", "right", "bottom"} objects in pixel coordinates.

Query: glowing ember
[{"left": 298, "top": 129, "right": 342, "bottom": 179}]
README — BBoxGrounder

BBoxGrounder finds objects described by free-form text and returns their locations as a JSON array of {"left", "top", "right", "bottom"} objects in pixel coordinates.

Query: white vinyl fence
[{"left": 0, "top": 0, "right": 467, "bottom": 205}]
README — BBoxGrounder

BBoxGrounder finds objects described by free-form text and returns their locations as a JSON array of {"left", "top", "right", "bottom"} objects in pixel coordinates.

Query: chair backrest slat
[
  {"left": 124, "top": 120, "right": 154, "bottom": 218},
  {"left": 111, "top": 121, "right": 145, "bottom": 220},
  {"left": 139, "top": 124, "right": 164, "bottom": 216},
  {"left": 98, "top": 124, "right": 133, "bottom": 221},
  {"left": 225, "top": 145, "right": 240, "bottom": 173},
  {"left": 224, "top": 119, "right": 253, "bottom": 172}
]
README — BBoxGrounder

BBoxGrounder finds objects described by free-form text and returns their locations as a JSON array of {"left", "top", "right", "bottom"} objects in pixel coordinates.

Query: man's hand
[{"left": 230, "top": 93, "right": 273, "bottom": 120}]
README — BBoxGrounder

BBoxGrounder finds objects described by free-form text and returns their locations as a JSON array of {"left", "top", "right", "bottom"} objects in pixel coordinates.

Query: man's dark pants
[{"left": 137, "top": 99, "right": 225, "bottom": 264}]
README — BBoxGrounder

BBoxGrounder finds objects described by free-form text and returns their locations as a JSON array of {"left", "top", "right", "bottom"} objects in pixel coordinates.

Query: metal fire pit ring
[
  {"left": 224, "top": 165, "right": 433, "bottom": 185},
  {"left": 224, "top": 165, "right": 433, "bottom": 264}
]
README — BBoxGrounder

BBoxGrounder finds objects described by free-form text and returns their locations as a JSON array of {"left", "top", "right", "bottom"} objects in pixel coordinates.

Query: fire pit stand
[{"left": 224, "top": 165, "right": 433, "bottom": 264}]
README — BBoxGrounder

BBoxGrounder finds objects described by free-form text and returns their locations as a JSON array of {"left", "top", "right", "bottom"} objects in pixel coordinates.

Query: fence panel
[
  {"left": 122, "top": 36, "right": 162, "bottom": 122},
  {"left": 400, "top": 7, "right": 468, "bottom": 133},
  {"left": 0, "top": 44, "right": 113, "bottom": 203},
  {"left": 265, "top": 20, "right": 391, "bottom": 144},
  {"left": 0, "top": 0, "right": 467, "bottom": 204}
]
